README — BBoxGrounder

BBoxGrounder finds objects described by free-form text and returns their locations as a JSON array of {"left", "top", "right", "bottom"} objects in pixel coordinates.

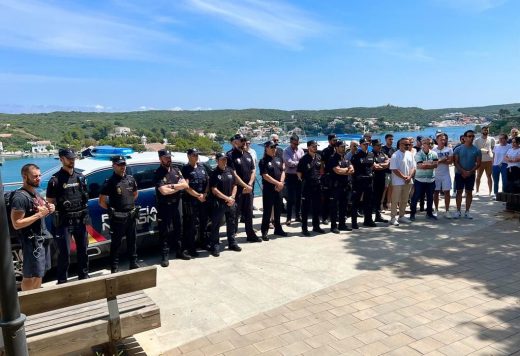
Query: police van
[{"left": 8, "top": 147, "right": 213, "bottom": 281}]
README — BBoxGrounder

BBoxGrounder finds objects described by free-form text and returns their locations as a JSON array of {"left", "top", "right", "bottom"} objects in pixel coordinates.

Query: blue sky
[{"left": 0, "top": 0, "right": 518, "bottom": 113}]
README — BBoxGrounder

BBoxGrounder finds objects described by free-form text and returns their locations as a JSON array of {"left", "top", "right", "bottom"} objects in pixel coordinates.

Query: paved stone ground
[
  {"left": 162, "top": 207, "right": 520, "bottom": 356},
  {"left": 127, "top": 173, "right": 520, "bottom": 355}
]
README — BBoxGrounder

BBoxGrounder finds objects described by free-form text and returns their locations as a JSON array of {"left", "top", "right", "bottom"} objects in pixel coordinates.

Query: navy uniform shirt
[
  {"left": 326, "top": 152, "right": 352, "bottom": 185},
  {"left": 226, "top": 148, "right": 254, "bottom": 183},
  {"left": 181, "top": 163, "right": 209, "bottom": 197},
  {"left": 100, "top": 174, "right": 137, "bottom": 211},
  {"left": 46, "top": 168, "right": 88, "bottom": 212},
  {"left": 372, "top": 150, "right": 389, "bottom": 180},
  {"left": 154, "top": 164, "right": 184, "bottom": 205},
  {"left": 321, "top": 145, "right": 336, "bottom": 165},
  {"left": 210, "top": 166, "right": 236, "bottom": 199},
  {"left": 259, "top": 155, "right": 283, "bottom": 190},
  {"left": 297, "top": 153, "right": 322, "bottom": 186},
  {"left": 351, "top": 150, "right": 375, "bottom": 179}
]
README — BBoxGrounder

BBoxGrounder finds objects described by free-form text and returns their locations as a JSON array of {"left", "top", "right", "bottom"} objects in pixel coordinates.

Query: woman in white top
[
  {"left": 504, "top": 137, "right": 520, "bottom": 192},
  {"left": 492, "top": 134, "right": 510, "bottom": 194}
]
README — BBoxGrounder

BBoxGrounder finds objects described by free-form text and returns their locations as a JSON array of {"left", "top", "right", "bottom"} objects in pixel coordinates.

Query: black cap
[
  {"left": 290, "top": 134, "right": 299, "bottom": 141},
  {"left": 215, "top": 152, "right": 227, "bottom": 160},
  {"left": 158, "top": 149, "right": 171, "bottom": 158},
  {"left": 371, "top": 139, "right": 381, "bottom": 146},
  {"left": 335, "top": 140, "right": 346, "bottom": 147},
  {"left": 111, "top": 155, "right": 126, "bottom": 164},
  {"left": 232, "top": 133, "right": 246, "bottom": 141},
  {"left": 363, "top": 132, "right": 372, "bottom": 137},
  {"left": 264, "top": 140, "right": 278, "bottom": 148},
  {"left": 307, "top": 140, "right": 318, "bottom": 147},
  {"left": 359, "top": 138, "right": 369, "bottom": 145},
  {"left": 187, "top": 148, "right": 199, "bottom": 155},
  {"left": 58, "top": 148, "right": 76, "bottom": 159},
  {"left": 416, "top": 135, "right": 424, "bottom": 142},
  {"left": 328, "top": 133, "right": 337, "bottom": 141}
]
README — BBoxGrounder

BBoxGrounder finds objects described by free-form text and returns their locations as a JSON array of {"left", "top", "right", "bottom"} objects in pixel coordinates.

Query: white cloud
[
  {"left": 354, "top": 39, "right": 434, "bottom": 61},
  {"left": 169, "top": 106, "right": 184, "bottom": 111},
  {"left": 185, "top": 0, "right": 322, "bottom": 49},
  {"left": 0, "top": 0, "right": 178, "bottom": 59},
  {"left": 94, "top": 104, "right": 105, "bottom": 111},
  {"left": 432, "top": 0, "right": 507, "bottom": 12}
]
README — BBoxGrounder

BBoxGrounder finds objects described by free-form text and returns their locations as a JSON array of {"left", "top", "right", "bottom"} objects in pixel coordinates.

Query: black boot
[
  {"left": 111, "top": 265, "right": 119, "bottom": 274},
  {"left": 129, "top": 258, "right": 141, "bottom": 270},
  {"left": 160, "top": 249, "right": 170, "bottom": 268},
  {"left": 375, "top": 214, "right": 388, "bottom": 223}
]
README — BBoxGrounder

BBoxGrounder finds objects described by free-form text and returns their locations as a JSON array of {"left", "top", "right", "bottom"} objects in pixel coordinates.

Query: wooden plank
[
  {"left": 25, "top": 294, "right": 153, "bottom": 335},
  {"left": 26, "top": 305, "right": 160, "bottom": 356},
  {"left": 24, "top": 292, "right": 147, "bottom": 331},
  {"left": 19, "top": 266, "right": 157, "bottom": 316}
]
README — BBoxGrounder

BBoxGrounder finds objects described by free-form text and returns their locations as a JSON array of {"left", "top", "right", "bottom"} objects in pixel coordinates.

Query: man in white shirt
[
  {"left": 473, "top": 126, "right": 495, "bottom": 196},
  {"left": 389, "top": 138, "right": 416, "bottom": 226},
  {"left": 432, "top": 133, "right": 454, "bottom": 218}
]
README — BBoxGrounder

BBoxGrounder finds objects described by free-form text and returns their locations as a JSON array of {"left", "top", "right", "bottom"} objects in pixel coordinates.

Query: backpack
[{"left": 4, "top": 188, "right": 32, "bottom": 239}]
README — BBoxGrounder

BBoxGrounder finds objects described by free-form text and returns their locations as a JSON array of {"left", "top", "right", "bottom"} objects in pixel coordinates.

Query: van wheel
[{"left": 12, "top": 246, "right": 23, "bottom": 289}]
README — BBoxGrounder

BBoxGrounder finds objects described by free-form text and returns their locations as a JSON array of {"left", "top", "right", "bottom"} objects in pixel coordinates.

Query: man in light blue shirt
[{"left": 453, "top": 130, "right": 482, "bottom": 219}]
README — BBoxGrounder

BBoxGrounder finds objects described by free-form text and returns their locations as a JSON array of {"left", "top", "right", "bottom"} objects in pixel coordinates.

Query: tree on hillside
[{"left": 499, "top": 109, "right": 511, "bottom": 119}]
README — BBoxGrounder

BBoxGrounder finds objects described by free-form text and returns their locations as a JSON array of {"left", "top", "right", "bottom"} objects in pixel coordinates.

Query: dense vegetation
[{"left": 1, "top": 103, "right": 519, "bottom": 152}]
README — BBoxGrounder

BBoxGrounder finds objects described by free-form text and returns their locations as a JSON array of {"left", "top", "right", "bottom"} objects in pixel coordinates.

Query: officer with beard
[
  {"left": 350, "top": 138, "right": 377, "bottom": 229},
  {"left": 320, "top": 133, "right": 337, "bottom": 224},
  {"left": 181, "top": 148, "right": 209, "bottom": 256},
  {"left": 153, "top": 149, "right": 189, "bottom": 267},
  {"left": 326, "top": 140, "right": 354, "bottom": 233},
  {"left": 226, "top": 134, "right": 261, "bottom": 243},
  {"left": 46, "top": 148, "right": 90, "bottom": 283},
  {"left": 371, "top": 139, "right": 390, "bottom": 223},
  {"left": 297, "top": 140, "right": 325, "bottom": 236},
  {"left": 99, "top": 155, "right": 140, "bottom": 273}
]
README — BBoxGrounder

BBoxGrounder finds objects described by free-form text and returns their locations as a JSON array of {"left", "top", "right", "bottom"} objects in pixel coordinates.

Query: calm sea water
[{"left": 1, "top": 125, "right": 474, "bottom": 192}]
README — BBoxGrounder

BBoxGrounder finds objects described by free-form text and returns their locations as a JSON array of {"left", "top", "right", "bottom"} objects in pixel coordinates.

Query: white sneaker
[
  {"left": 389, "top": 218, "right": 399, "bottom": 226},
  {"left": 444, "top": 211, "right": 453, "bottom": 219},
  {"left": 464, "top": 212, "right": 473, "bottom": 219},
  {"left": 399, "top": 217, "right": 412, "bottom": 224},
  {"left": 454, "top": 211, "right": 462, "bottom": 219},
  {"left": 475, "top": 191, "right": 480, "bottom": 196}
]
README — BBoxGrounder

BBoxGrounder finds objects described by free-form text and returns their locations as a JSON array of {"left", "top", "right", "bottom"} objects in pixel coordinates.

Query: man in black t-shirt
[
  {"left": 381, "top": 134, "right": 396, "bottom": 210},
  {"left": 351, "top": 138, "right": 377, "bottom": 229},
  {"left": 153, "top": 149, "right": 189, "bottom": 267},
  {"left": 99, "top": 155, "right": 139, "bottom": 273},
  {"left": 320, "top": 133, "right": 337, "bottom": 224},
  {"left": 11, "top": 163, "right": 54, "bottom": 290},
  {"left": 181, "top": 148, "right": 210, "bottom": 255},
  {"left": 297, "top": 140, "right": 325, "bottom": 236},
  {"left": 259, "top": 140, "right": 287, "bottom": 240},
  {"left": 326, "top": 140, "right": 354, "bottom": 233},
  {"left": 226, "top": 134, "right": 260, "bottom": 242},
  {"left": 209, "top": 153, "right": 242, "bottom": 256},
  {"left": 371, "top": 140, "right": 390, "bottom": 223}
]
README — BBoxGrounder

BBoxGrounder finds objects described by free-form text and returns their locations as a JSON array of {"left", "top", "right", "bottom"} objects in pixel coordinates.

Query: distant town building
[
  {"left": 141, "top": 135, "right": 147, "bottom": 145},
  {"left": 0, "top": 141, "right": 3, "bottom": 152},
  {"left": 28, "top": 140, "right": 53, "bottom": 153},
  {"left": 0, "top": 133, "right": 12, "bottom": 138},
  {"left": 114, "top": 126, "right": 131, "bottom": 136}
]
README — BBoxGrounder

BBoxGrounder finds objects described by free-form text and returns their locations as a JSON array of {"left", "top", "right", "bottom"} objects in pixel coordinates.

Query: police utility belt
[
  {"left": 53, "top": 208, "right": 89, "bottom": 226},
  {"left": 109, "top": 206, "right": 140, "bottom": 223}
]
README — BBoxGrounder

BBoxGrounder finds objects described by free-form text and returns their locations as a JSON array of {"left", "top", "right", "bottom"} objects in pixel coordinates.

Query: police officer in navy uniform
[
  {"left": 259, "top": 140, "right": 288, "bottom": 240},
  {"left": 209, "top": 153, "right": 242, "bottom": 257},
  {"left": 98, "top": 155, "right": 140, "bottom": 273},
  {"left": 320, "top": 133, "right": 337, "bottom": 225},
  {"left": 326, "top": 140, "right": 354, "bottom": 233},
  {"left": 350, "top": 138, "right": 377, "bottom": 229},
  {"left": 226, "top": 134, "right": 261, "bottom": 243},
  {"left": 181, "top": 148, "right": 209, "bottom": 257},
  {"left": 297, "top": 140, "right": 325, "bottom": 236},
  {"left": 154, "top": 149, "right": 189, "bottom": 267},
  {"left": 371, "top": 140, "right": 390, "bottom": 223},
  {"left": 46, "top": 148, "right": 90, "bottom": 283}
]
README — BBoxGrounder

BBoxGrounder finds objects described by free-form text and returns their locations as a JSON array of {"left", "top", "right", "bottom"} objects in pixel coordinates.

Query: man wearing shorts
[
  {"left": 453, "top": 130, "right": 482, "bottom": 219},
  {"left": 10, "top": 164, "right": 55, "bottom": 290},
  {"left": 474, "top": 126, "right": 495, "bottom": 197},
  {"left": 433, "top": 133, "right": 454, "bottom": 218}
]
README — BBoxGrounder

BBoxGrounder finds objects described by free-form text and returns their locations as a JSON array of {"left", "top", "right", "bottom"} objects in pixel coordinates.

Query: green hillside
[{"left": 1, "top": 103, "right": 519, "bottom": 152}]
